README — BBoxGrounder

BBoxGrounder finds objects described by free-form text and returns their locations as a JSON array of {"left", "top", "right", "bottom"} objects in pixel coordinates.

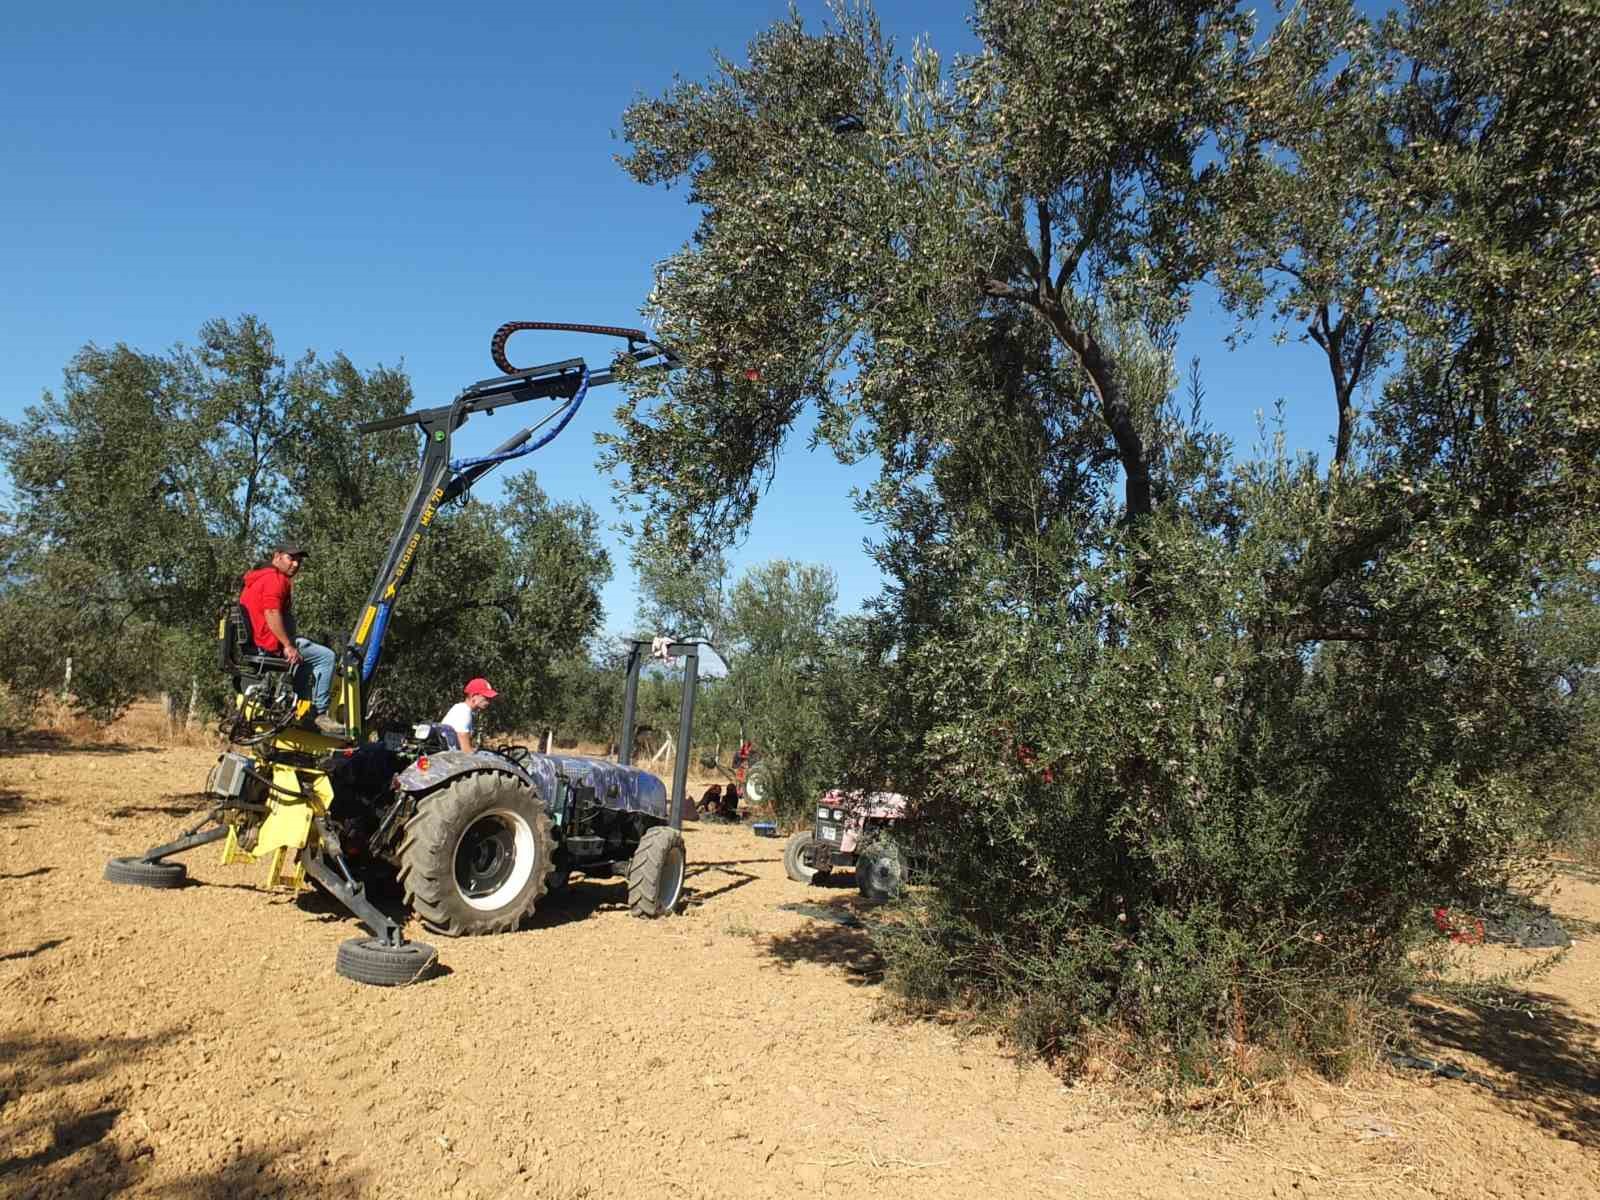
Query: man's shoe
[{"left": 312, "top": 713, "right": 347, "bottom": 738}]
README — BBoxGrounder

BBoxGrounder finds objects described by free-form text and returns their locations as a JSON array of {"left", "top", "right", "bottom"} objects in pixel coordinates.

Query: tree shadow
[
  {"left": 1410, "top": 990, "right": 1600, "bottom": 1147},
  {"left": 0, "top": 866, "right": 53, "bottom": 881},
  {"left": 0, "top": 1024, "right": 376, "bottom": 1198},
  {"left": 0, "top": 1028, "right": 173, "bottom": 1196},
  {"left": 763, "top": 917, "right": 885, "bottom": 986},
  {"left": 1, "top": 937, "right": 68, "bottom": 963},
  {"left": 0, "top": 731, "right": 163, "bottom": 756}
]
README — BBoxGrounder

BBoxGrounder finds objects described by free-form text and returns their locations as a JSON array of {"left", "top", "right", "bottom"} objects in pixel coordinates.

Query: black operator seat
[{"left": 218, "top": 602, "right": 292, "bottom": 676}]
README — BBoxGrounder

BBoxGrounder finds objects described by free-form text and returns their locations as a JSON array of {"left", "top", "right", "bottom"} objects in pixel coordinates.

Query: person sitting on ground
[
  {"left": 696, "top": 783, "right": 723, "bottom": 816},
  {"left": 238, "top": 541, "right": 341, "bottom": 736},
  {"left": 440, "top": 677, "right": 497, "bottom": 753}
]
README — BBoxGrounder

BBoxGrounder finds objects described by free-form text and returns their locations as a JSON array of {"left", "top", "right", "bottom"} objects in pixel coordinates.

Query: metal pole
[
  {"left": 670, "top": 644, "right": 698, "bottom": 831},
  {"left": 618, "top": 642, "right": 644, "bottom": 766}
]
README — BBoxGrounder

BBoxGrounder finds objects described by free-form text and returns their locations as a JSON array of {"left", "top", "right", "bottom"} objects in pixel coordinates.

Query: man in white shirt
[{"left": 441, "top": 677, "right": 497, "bottom": 752}]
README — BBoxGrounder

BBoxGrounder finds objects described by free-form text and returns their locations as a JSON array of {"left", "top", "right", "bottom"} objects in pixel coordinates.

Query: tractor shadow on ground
[
  {"left": 1410, "top": 989, "right": 1600, "bottom": 1147},
  {"left": 806, "top": 870, "right": 863, "bottom": 891},
  {"left": 527, "top": 879, "right": 632, "bottom": 927},
  {"left": 0, "top": 732, "right": 163, "bottom": 757},
  {"left": 0, "top": 937, "right": 69, "bottom": 963},
  {"left": 681, "top": 860, "right": 760, "bottom": 909},
  {"left": 108, "top": 794, "right": 213, "bottom": 820},
  {"left": 1, "top": 789, "right": 33, "bottom": 817}
]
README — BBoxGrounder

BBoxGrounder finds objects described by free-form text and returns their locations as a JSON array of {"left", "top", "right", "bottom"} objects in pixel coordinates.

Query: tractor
[
  {"left": 104, "top": 323, "right": 698, "bottom": 986},
  {"left": 783, "top": 788, "right": 912, "bottom": 900}
]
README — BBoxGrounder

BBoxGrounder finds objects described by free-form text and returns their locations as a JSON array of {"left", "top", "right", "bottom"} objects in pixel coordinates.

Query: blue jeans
[{"left": 293, "top": 637, "right": 336, "bottom": 714}]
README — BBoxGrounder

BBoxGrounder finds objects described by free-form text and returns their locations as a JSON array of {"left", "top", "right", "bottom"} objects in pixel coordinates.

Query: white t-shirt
[{"left": 442, "top": 702, "right": 476, "bottom": 739}]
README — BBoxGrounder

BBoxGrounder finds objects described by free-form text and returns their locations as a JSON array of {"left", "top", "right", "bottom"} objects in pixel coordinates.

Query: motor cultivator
[{"left": 104, "top": 324, "right": 698, "bottom": 986}]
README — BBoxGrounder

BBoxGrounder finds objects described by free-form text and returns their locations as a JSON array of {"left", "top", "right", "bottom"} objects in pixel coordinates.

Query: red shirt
[{"left": 239, "top": 566, "right": 293, "bottom": 653}]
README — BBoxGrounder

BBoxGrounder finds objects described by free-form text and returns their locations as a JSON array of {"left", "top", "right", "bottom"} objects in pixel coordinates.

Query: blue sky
[{"left": 2, "top": 2, "right": 1341, "bottom": 634}]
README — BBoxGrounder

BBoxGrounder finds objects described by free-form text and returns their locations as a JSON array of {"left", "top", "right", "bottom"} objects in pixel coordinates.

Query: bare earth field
[{"left": 3, "top": 728, "right": 1598, "bottom": 1199}]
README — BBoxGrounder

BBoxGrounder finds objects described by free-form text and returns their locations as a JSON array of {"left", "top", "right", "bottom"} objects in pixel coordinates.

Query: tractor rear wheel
[
  {"left": 335, "top": 937, "right": 439, "bottom": 987},
  {"left": 628, "top": 825, "right": 686, "bottom": 917},
  {"left": 398, "top": 772, "right": 554, "bottom": 936},
  {"left": 104, "top": 856, "right": 187, "bottom": 889}
]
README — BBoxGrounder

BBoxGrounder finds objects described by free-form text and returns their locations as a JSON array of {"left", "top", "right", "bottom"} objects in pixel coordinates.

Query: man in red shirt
[{"left": 238, "top": 541, "right": 340, "bottom": 735}]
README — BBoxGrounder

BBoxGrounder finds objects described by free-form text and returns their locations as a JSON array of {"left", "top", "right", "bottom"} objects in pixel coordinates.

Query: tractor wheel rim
[
  {"left": 453, "top": 808, "right": 536, "bottom": 910},
  {"left": 658, "top": 847, "right": 685, "bottom": 909}
]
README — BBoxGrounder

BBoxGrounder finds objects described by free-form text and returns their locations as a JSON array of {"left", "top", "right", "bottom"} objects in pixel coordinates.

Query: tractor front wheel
[
  {"left": 783, "top": 831, "right": 825, "bottom": 884},
  {"left": 398, "top": 772, "right": 554, "bottom": 936},
  {"left": 628, "top": 825, "right": 686, "bottom": 917}
]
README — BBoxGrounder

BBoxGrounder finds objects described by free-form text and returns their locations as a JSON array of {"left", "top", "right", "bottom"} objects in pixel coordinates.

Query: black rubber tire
[
  {"left": 104, "top": 856, "right": 187, "bottom": 889},
  {"left": 397, "top": 771, "right": 554, "bottom": 936},
  {"left": 784, "top": 831, "right": 822, "bottom": 883},
  {"left": 628, "top": 824, "right": 686, "bottom": 918},
  {"left": 334, "top": 937, "right": 439, "bottom": 987},
  {"left": 855, "top": 835, "right": 906, "bottom": 901}
]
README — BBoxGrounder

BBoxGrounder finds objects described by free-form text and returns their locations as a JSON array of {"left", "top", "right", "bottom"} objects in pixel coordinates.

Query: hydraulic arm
[{"left": 336, "top": 323, "right": 677, "bottom": 739}]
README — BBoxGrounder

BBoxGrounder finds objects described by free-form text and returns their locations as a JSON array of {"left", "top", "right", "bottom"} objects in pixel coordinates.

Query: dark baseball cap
[{"left": 272, "top": 541, "right": 308, "bottom": 558}]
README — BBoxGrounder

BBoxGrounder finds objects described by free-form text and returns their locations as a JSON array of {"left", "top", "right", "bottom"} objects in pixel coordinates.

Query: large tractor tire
[
  {"left": 335, "top": 937, "right": 439, "bottom": 987},
  {"left": 398, "top": 771, "right": 554, "bottom": 936},
  {"left": 628, "top": 825, "right": 686, "bottom": 918},
  {"left": 104, "top": 856, "right": 187, "bottom": 889},
  {"left": 855, "top": 834, "right": 907, "bottom": 901},
  {"left": 783, "top": 831, "right": 825, "bottom": 884}
]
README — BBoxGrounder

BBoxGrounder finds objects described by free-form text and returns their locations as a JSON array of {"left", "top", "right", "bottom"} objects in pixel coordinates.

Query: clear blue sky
[{"left": 2, "top": 2, "right": 1339, "bottom": 634}]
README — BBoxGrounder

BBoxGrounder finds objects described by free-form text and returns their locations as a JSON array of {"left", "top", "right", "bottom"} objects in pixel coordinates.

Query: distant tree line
[{"left": 0, "top": 316, "right": 612, "bottom": 735}]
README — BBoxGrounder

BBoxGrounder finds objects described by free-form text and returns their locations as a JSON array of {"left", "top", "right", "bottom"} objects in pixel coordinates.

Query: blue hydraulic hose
[
  {"left": 449, "top": 367, "right": 590, "bottom": 477},
  {"left": 362, "top": 602, "right": 392, "bottom": 682}
]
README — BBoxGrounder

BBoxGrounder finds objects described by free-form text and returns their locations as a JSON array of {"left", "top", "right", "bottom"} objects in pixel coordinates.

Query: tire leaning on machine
[
  {"left": 628, "top": 824, "right": 686, "bottom": 917},
  {"left": 397, "top": 771, "right": 554, "bottom": 936}
]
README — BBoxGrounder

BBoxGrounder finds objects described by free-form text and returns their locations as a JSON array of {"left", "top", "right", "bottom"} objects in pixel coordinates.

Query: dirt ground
[{"left": 3, "top": 724, "right": 1598, "bottom": 1199}]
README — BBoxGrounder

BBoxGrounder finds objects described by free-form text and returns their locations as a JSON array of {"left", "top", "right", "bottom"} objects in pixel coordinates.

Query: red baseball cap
[{"left": 464, "top": 677, "right": 498, "bottom": 699}]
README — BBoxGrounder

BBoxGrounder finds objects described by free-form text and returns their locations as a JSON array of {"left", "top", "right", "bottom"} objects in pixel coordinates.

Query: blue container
[{"left": 751, "top": 821, "right": 778, "bottom": 838}]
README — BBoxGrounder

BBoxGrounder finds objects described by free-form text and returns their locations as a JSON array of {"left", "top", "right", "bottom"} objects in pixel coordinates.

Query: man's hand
[{"left": 265, "top": 608, "right": 298, "bottom": 664}]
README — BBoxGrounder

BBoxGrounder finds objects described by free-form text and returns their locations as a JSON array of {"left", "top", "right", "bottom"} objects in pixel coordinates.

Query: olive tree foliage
[
  {"left": 608, "top": 0, "right": 1599, "bottom": 1069},
  {"left": 0, "top": 317, "right": 611, "bottom": 733}
]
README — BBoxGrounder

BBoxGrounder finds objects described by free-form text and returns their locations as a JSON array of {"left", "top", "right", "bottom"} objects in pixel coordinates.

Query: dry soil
[{"left": 2, "top": 723, "right": 1598, "bottom": 1199}]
